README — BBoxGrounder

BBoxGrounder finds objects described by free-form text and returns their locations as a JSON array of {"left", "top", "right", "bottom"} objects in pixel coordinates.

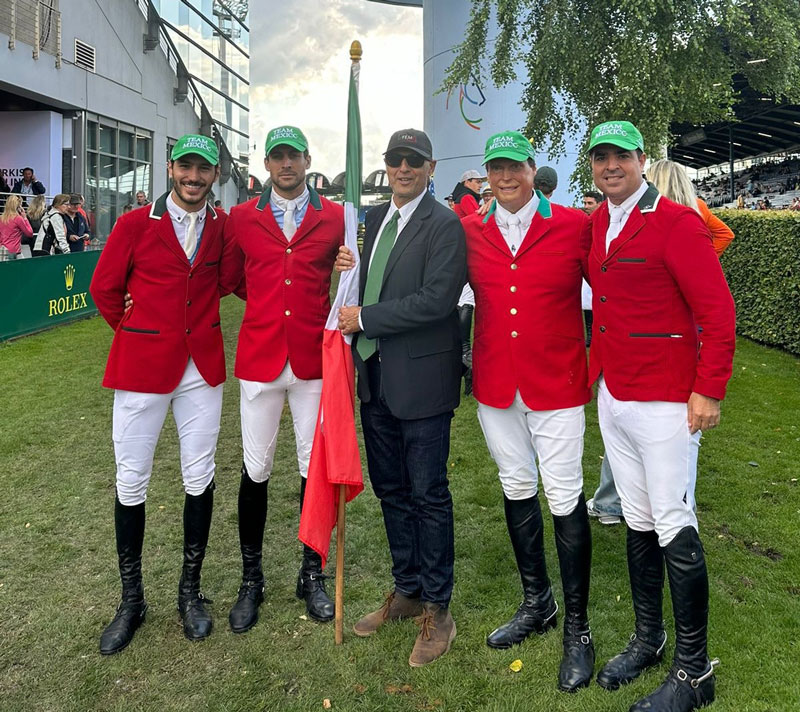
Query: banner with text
[{"left": 0, "top": 252, "right": 100, "bottom": 341}]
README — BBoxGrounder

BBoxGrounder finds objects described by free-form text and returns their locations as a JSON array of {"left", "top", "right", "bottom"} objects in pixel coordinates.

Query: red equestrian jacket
[
  {"left": 463, "top": 194, "right": 593, "bottom": 410},
  {"left": 90, "top": 194, "right": 229, "bottom": 394},
  {"left": 219, "top": 187, "right": 344, "bottom": 383},
  {"left": 588, "top": 184, "right": 736, "bottom": 402}
]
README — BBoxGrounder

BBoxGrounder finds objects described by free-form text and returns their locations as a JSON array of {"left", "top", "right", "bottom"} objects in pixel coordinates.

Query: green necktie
[{"left": 357, "top": 211, "right": 400, "bottom": 361}]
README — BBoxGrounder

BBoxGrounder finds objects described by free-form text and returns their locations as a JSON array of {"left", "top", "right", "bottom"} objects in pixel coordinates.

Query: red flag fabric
[{"left": 298, "top": 328, "right": 363, "bottom": 567}]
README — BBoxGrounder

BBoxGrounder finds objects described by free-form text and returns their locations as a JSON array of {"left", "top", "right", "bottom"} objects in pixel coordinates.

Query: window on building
[{"left": 86, "top": 117, "right": 152, "bottom": 242}]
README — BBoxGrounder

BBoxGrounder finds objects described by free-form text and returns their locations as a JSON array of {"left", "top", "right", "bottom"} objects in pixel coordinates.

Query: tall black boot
[
  {"left": 229, "top": 463, "right": 268, "bottom": 633},
  {"left": 487, "top": 494, "right": 557, "bottom": 649},
  {"left": 630, "top": 526, "right": 718, "bottom": 712},
  {"left": 598, "top": 528, "right": 667, "bottom": 690},
  {"left": 99, "top": 498, "right": 147, "bottom": 655},
  {"left": 296, "top": 477, "right": 334, "bottom": 622},
  {"left": 457, "top": 304, "right": 474, "bottom": 396},
  {"left": 178, "top": 480, "right": 214, "bottom": 641},
  {"left": 553, "top": 492, "right": 595, "bottom": 692}
]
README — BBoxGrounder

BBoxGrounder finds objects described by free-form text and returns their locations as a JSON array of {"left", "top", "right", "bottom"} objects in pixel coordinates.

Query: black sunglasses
[{"left": 385, "top": 152, "right": 426, "bottom": 168}]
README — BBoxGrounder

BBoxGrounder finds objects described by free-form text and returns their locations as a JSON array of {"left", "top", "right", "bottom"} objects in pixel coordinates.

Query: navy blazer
[{"left": 354, "top": 191, "right": 467, "bottom": 420}]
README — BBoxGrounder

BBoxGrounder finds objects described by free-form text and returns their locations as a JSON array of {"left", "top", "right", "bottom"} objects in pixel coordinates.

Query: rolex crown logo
[{"left": 64, "top": 264, "right": 75, "bottom": 291}]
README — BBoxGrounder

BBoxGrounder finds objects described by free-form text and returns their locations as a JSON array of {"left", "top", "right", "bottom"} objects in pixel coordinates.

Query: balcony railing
[{"left": 2, "top": 0, "right": 62, "bottom": 67}]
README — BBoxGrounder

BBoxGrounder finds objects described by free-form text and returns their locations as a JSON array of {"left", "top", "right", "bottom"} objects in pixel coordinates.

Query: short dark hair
[
  {"left": 583, "top": 191, "right": 603, "bottom": 202},
  {"left": 23, "top": 167, "right": 33, "bottom": 173}
]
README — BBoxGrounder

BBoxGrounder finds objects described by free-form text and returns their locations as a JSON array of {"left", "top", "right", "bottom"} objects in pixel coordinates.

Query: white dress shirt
[
  {"left": 359, "top": 188, "right": 428, "bottom": 329},
  {"left": 605, "top": 180, "right": 648, "bottom": 252},
  {"left": 494, "top": 193, "right": 539, "bottom": 254},
  {"left": 166, "top": 193, "right": 207, "bottom": 263}
]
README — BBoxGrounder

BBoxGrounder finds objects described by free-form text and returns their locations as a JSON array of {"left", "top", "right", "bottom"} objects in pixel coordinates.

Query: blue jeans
[
  {"left": 360, "top": 358, "right": 455, "bottom": 606},
  {"left": 591, "top": 455, "right": 623, "bottom": 517}
]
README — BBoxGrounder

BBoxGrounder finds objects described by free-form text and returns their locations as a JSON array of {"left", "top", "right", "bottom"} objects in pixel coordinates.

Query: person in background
[
  {"left": 582, "top": 191, "right": 603, "bottom": 215},
  {"left": 648, "top": 160, "right": 735, "bottom": 256},
  {"left": 32, "top": 194, "right": 70, "bottom": 256},
  {"left": 214, "top": 200, "right": 222, "bottom": 209},
  {"left": 122, "top": 204, "right": 133, "bottom": 215},
  {"left": 533, "top": 166, "right": 558, "bottom": 199},
  {"left": 481, "top": 184, "right": 494, "bottom": 205},
  {"left": 580, "top": 192, "right": 604, "bottom": 349},
  {"left": 12, "top": 167, "right": 46, "bottom": 201},
  {"left": 64, "top": 194, "right": 90, "bottom": 253},
  {"left": 0, "top": 174, "right": 10, "bottom": 212},
  {"left": 135, "top": 191, "right": 149, "bottom": 207},
  {"left": 451, "top": 169, "right": 486, "bottom": 218},
  {"left": 0, "top": 194, "right": 34, "bottom": 260},
  {"left": 445, "top": 194, "right": 455, "bottom": 210},
  {"left": 25, "top": 195, "right": 47, "bottom": 249}
]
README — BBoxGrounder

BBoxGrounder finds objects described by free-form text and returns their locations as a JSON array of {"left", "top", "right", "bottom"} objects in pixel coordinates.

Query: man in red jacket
[
  {"left": 462, "top": 131, "right": 595, "bottom": 692},
  {"left": 219, "top": 126, "right": 343, "bottom": 632},
  {"left": 586, "top": 121, "right": 735, "bottom": 712},
  {"left": 451, "top": 169, "right": 485, "bottom": 218},
  {"left": 90, "top": 134, "right": 228, "bottom": 654}
]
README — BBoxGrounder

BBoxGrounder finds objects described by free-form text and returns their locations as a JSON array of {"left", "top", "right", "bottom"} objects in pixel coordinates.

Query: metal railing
[{"left": 3, "top": 0, "right": 62, "bottom": 67}]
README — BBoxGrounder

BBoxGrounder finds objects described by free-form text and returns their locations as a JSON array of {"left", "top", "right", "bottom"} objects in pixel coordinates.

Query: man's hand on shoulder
[{"left": 687, "top": 392, "right": 720, "bottom": 434}]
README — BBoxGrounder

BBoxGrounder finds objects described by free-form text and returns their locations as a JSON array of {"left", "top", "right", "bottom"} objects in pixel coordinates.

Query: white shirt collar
[
  {"left": 608, "top": 180, "right": 648, "bottom": 217},
  {"left": 166, "top": 192, "right": 207, "bottom": 224},
  {"left": 388, "top": 188, "right": 427, "bottom": 225},
  {"left": 494, "top": 192, "right": 539, "bottom": 230},
  {"left": 270, "top": 184, "right": 310, "bottom": 213}
]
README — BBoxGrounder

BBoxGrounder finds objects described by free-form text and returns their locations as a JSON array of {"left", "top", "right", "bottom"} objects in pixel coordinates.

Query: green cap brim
[
  {"left": 587, "top": 135, "right": 641, "bottom": 153},
  {"left": 266, "top": 138, "right": 307, "bottom": 155},
  {"left": 483, "top": 148, "right": 533, "bottom": 165},
  {"left": 171, "top": 147, "right": 218, "bottom": 165}
]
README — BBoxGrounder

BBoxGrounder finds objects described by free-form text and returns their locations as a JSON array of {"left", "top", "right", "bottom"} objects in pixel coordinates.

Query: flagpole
[{"left": 334, "top": 39, "right": 362, "bottom": 646}]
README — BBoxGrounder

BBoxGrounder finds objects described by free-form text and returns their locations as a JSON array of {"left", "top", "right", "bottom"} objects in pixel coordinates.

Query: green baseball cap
[
  {"left": 265, "top": 126, "right": 308, "bottom": 155},
  {"left": 588, "top": 121, "right": 644, "bottom": 153},
  {"left": 483, "top": 130, "right": 536, "bottom": 165},
  {"left": 171, "top": 134, "right": 219, "bottom": 165}
]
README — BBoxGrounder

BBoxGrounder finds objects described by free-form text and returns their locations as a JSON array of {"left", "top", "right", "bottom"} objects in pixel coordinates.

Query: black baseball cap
[{"left": 384, "top": 129, "right": 433, "bottom": 161}]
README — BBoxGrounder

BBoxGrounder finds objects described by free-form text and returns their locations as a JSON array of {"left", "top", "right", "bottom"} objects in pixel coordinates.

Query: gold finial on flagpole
[{"left": 350, "top": 40, "right": 362, "bottom": 62}]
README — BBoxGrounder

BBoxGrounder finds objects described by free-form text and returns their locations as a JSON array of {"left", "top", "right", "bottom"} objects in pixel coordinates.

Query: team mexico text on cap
[
  {"left": 265, "top": 126, "right": 309, "bottom": 155},
  {"left": 483, "top": 131, "right": 536, "bottom": 164},
  {"left": 587, "top": 121, "right": 645, "bottom": 153},
  {"left": 171, "top": 134, "right": 219, "bottom": 165}
]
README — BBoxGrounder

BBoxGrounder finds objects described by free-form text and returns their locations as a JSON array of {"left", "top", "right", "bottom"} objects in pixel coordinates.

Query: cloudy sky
[{"left": 248, "top": 1, "right": 423, "bottom": 182}]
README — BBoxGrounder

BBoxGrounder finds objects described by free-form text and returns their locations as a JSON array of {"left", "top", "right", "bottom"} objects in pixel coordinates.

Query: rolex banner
[{"left": 0, "top": 252, "right": 100, "bottom": 341}]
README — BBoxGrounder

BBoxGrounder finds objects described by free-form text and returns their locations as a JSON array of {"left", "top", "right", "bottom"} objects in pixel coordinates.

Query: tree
[{"left": 443, "top": 0, "right": 800, "bottom": 186}]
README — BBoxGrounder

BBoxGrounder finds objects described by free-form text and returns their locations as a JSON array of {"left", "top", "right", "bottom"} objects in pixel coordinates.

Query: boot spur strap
[
  {"left": 680, "top": 658, "right": 719, "bottom": 689},
  {"left": 627, "top": 630, "right": 667, "bottom": 656}
]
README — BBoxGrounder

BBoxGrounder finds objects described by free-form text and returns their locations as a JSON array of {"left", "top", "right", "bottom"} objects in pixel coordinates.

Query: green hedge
[{"left": 716, "top": 210, "right": 800, "bottom": 355}]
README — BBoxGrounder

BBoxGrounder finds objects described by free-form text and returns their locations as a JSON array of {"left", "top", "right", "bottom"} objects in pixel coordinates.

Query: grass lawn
[{"left": 1, "top": 296, "right": 798, "bottom": 712}]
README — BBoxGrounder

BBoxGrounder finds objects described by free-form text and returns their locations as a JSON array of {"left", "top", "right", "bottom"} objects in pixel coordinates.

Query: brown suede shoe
[
  {"left": 353, "top": 590, "right": 424, "bottom": 637},
  {"left": 408, "top": 603, "right": 456, "bottom": 667}
]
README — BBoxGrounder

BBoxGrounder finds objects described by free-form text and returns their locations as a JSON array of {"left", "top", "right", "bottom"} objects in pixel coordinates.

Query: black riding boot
[
  {"left": 229, "top": 464, "right": 268, "bottom": 633},
  {"left": 630, "top": 526, "right": 718, "bottom": 712},
  {"left": 296, "top": 477, "right": 334, "bottom": 622},
  {"left": 99, "top": 498, "right": 147, "bottom": 655},
  {"left": 487, "top": 494, "right": 557, "bottom": 649},
  {"left": 178, "top": 480, "right": 214, "bottom": 641},
  {"left": 457, "top": 304, "right": 474, "bottom": 396},
  {"left": 553, "top": 493, "right": 595, "bottom": 692},
  {"left": 598, "top": 528, "right": 666, "bottom": 690}
]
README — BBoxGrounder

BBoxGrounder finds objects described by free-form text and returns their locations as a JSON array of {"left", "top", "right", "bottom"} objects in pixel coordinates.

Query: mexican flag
[{"left": 298, "top": 53, "right": 364, "bottom": 568}]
